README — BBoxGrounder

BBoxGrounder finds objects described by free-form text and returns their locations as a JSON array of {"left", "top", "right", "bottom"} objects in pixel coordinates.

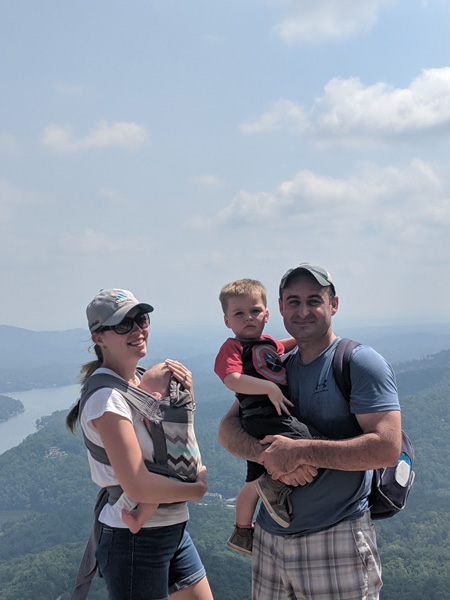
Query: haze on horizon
[{"left": 1, "top": 1, "right": 450, "bottom": 333}]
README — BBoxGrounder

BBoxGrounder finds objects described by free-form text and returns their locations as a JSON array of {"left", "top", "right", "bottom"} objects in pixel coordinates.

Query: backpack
[{"left": 333, "top": 338, "right": 415, "bottom": 520}]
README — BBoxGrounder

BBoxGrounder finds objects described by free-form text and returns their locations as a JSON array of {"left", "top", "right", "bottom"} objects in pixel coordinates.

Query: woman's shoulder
[{"left": 82, "top": 369, "right": 134, "bottom": 422}]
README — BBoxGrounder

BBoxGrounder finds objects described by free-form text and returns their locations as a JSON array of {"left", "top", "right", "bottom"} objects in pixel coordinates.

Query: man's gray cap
[
  {"left": 279, "top": 263, "right": 335, "bottom": 296},
  {"left": 87, "top": 289, "right": 154, "bottom": 333}
]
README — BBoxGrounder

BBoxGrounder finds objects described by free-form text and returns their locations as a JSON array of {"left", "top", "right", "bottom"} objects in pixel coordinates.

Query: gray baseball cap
[
  {"left": 87, "top": 289, "right": 154, "bottom": 333},
  {"left": 279, "top": 263, "right": 336, "bottom": 296}
]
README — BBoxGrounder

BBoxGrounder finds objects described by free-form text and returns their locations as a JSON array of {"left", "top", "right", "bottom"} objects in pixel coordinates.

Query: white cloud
[
  {"left": 316, "top": 68, "right": 450, "bottom": 137},
  {"left": 99, "top": 187, "right": 129, "bottom": 204},
  {"left": 54, "top": 81, "right": 84, "bottom": 95},
  {"left": 194, "top": 160, "right": 450, "bottom": 240},
  {"left": 241, "top": 68, "right": 450, "bottom": 145},
  {"left": 241, "top": 99, "right": 309, "bottom": 134},
  {"left": 59, "top": 228, "right": 119, "bottom": 254},
  {"left": 57, "top": 228, "right": 164, "bottom": 261},
  {"left": 184, "top": 158, "right": 450, "bottom": 326},
  {"left": 42, "top": 120, "right": 149, "bottom": 152},
  {"left": 191, "top": 174, "right": 225, "bottom": 188},
  {"left": 271, "top": 0, "right": 394, "bottom": 43}
]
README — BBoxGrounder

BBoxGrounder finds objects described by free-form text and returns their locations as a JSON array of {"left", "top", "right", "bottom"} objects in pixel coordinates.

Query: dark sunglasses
[{"left": 100, "top": 312, "right": 150, "bottom": 335}]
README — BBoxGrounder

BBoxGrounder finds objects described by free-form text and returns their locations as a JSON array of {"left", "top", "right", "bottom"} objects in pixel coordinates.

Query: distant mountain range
[{"left": 0, "top": 322, "right": 449, "bottom": 393}]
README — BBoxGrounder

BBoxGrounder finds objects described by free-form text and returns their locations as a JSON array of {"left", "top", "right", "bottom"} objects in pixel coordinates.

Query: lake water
[{"left": 0, "top": 384, "right": 80, "bottom": 455}]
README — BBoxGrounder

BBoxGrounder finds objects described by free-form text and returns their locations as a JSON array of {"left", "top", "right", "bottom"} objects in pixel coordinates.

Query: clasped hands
[{"left": 258, "top": 435, "right": 318, "bottom": 486}]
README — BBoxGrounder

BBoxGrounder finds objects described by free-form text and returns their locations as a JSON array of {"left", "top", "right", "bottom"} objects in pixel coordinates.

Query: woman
[{"left": 67, "top": 288, "right": 213, "bottom": 600}]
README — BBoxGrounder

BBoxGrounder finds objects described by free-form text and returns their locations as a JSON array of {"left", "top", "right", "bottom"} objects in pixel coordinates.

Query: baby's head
[
  {"left": 219, "top": 278, "right": 269, "bottom": 341},
  {"left": 139, "top": 363, "right": 171, "bottom": 399}
]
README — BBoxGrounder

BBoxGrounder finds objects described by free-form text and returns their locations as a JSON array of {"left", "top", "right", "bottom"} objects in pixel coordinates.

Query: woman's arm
[{"left": 93, "top": 411, "right": 208, "bottom": 504}]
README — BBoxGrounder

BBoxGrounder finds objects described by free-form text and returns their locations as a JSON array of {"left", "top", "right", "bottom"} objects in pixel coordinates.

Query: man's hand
[
  {"left": 278, "top": 465, "right": 318, "bottom": 486},
  {"left": 259, "top": 434, "right": 307, "bottom": 479}
]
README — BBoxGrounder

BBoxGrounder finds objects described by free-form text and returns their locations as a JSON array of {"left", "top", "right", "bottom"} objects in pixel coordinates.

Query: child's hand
[{"left": 268, "top": 386, "right": 294, "bottom": 416}]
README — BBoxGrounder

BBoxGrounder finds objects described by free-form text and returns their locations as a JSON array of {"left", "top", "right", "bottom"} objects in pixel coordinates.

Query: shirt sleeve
[
  {"left": 349, "top": 345, "right": 401, "bottom": 414},
  {"left": 214, "top": 338, "right": 244, "bottom": 381},
  {"left": 80, "top": 387, "right": 134, "bottom": 447},
  {"left": 262, "top": 334, "right": 286, "bottom": 356}
]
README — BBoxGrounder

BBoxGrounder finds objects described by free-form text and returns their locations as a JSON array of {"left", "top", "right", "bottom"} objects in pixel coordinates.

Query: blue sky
[{"left": 1, "top": 0, "right": 450, "bottom": 333}]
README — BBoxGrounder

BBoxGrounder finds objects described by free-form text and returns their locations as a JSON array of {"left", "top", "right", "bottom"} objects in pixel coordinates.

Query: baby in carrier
[{"left": 113, "top": 362, "right": 200, "bottom": 533}]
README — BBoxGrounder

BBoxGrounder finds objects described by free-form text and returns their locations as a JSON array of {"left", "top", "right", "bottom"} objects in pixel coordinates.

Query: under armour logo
[{"left": 315, "top": 380, "right": 327, "bottom": 391}]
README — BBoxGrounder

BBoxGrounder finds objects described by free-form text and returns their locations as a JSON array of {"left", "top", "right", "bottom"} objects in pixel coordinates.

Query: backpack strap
[{"left": 332, "top": 338, "right": 361, "bottom": 400}]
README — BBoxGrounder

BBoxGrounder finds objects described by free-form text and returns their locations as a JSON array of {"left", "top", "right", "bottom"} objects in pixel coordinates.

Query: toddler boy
[{"left": 215, "top": 279, "right": 318, "bottom": 555}]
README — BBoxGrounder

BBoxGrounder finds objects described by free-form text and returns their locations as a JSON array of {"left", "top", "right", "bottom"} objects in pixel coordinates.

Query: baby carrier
[{"left": 79, "top": 367, "right": 201, "bottom": 483}]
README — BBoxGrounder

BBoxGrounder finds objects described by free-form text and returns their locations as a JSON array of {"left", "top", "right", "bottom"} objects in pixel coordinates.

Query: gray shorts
[{"left": 252, "top": 511, "right": 382, "bottom": 600}]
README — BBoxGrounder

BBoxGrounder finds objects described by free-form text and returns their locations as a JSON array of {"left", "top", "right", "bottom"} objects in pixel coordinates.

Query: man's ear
[{"left": 331, "top": 295, "right": 339, "bottom": 316}]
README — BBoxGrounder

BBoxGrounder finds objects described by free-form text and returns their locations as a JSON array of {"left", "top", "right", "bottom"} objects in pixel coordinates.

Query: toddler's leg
[
  {"left": 227, "top": 481, "right": 258, "bottom": 556},
  {"left": 235, "top": 481, "right": 259, "bottom": 527}
]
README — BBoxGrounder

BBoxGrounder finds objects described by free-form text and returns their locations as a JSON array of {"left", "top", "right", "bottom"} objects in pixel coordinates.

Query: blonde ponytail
[{"left": 65, "top": 344, "right": 104, "bottom": 433}]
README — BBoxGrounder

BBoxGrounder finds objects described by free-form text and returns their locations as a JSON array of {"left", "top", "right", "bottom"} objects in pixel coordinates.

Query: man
[{"left": 218, "top": 263, "right": 402, "bottom": 600}]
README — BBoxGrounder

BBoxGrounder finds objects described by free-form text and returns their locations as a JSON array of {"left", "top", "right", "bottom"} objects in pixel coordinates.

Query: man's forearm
[
  {"left": 259, "top": 410, "right": 402, "bottom": 479},
  {"left": 217, "top": 399, "right": 262, "bottom": 462}
]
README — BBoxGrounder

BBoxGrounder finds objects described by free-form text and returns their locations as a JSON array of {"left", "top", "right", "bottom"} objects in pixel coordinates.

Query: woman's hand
[
  {"left": 165, "top": 359, "right": 194, "bottom": 399},
  {"left": 190, "top": 466, "right": 208, "bottom": 501}
]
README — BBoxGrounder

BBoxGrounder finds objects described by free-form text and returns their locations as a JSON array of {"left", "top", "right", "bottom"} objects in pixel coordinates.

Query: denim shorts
[{"left": 96, "top": 521, "right": 206, "bottom": 600}]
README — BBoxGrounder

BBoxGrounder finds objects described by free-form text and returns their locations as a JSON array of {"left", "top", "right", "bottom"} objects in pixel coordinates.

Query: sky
[{"left": 1, "top": 0, "right": 450, "bottom": 334}]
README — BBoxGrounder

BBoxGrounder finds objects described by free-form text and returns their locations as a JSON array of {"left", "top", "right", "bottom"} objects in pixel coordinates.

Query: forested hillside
[
  {"left": 0, "top": 351, "right": 449, "bottom": 599},
  {"left": 0, "top": 395, "right": 24, "bottom": 422}
]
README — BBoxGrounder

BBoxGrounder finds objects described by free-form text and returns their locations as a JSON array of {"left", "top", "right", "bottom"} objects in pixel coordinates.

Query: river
[{"left": 0, "top": 384, "right": 80, "bottom": 455}]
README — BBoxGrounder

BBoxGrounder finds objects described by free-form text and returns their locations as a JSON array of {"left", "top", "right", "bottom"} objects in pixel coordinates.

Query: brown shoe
[
  {"left": 226, "top": 526, "right": 253, "bottom": 556},
  {"left": 256, "top": 474, "right": 292, "bottom": 528}
]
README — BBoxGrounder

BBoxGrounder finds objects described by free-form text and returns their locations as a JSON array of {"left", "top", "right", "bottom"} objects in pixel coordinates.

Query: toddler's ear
[
  {"left": 224, "top": 315, "right": 232, "bottom": 329},
  {"left": 265, "top": 309, "right": 269, "bottom": 323}
]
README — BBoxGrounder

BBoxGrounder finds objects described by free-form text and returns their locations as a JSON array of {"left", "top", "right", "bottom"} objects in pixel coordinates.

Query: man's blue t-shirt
[{"left": 256, "top": 337, "right": 400, "bottom": 536}]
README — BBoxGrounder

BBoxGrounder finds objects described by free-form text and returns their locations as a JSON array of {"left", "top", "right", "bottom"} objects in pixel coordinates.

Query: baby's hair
[
  {"left": 140, "top": 363, "right": 171, "bottom": 397},
  {"left": 219, "top": 279, "right": 267, "bottom": 313}
]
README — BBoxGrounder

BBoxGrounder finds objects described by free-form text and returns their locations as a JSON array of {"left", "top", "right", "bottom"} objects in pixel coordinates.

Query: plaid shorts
[{"left": 252, "top": 512, "right": 382, "bottom": 600}]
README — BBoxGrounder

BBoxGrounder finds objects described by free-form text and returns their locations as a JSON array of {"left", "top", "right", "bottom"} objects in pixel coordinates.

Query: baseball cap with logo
[
  {"left": 86, "top": 289, "right": 154, "bottom": 333},
  {"left": 279, "top": 263, "right": 336, "bottom": 296}
]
